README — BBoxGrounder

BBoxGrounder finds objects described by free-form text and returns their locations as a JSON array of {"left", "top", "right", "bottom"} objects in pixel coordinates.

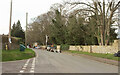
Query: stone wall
[
  {"left": 69, "top": 40, "right": 118, "bottom": 54},
  {"left": 1, "top": 35, "right": 20, "bottom": 50},
  {"left": 41, "top": 46, "right": 46, "bottom": 49},
  {"left": 57, "top": 45, "right": 60, "bottom": 50},
  {"left": 40, "top": 40, "right": 119, "bottom": 54}
]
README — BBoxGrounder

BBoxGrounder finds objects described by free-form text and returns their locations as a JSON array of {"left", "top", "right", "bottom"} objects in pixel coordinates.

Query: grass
[
  {"left": 63, "top": 50, "right": 119, "bottom": 61},
  {"left": 2, "top": 48, "right": 36, "bottom": 62}
]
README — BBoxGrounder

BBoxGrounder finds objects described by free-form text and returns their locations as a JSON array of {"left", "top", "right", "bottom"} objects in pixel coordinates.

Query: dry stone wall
[{"left": 69, "top": 40, "right": 119, "bottom": 54}]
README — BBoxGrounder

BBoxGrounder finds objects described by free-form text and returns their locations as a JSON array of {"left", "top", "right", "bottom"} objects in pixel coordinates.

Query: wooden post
[
  {"left": 8, "top": 0, "right": 12, "bottom": 50},
  {"left": 25, "top": 12, "right": 28, "bottom": 46}
]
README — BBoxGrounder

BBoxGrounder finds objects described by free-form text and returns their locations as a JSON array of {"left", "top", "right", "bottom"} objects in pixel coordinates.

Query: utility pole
[
  {"left": 25, "top": 12, "right": 28, "bottom": 46},
  {"left": 8, "top": 0, "right": 12, "bottom": 50},
  {"left": 46, "top": 35, "right": 48, "bottom": 47}
]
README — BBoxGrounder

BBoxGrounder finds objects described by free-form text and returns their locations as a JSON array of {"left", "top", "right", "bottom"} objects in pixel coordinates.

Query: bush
[{"left": 60, "top": 44, "right": 69, "bottom": 50}]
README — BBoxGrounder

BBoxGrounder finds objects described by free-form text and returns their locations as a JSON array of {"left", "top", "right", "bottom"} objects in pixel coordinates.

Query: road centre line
[
  {"left": 30, "top": 58, "right": 36, "bottom": 73},
  {"left": 19, "top": 70, "right": 24, "bottom": 73},
  {"left": 19, "top": 59, "right": 30, "bottom": 73}
]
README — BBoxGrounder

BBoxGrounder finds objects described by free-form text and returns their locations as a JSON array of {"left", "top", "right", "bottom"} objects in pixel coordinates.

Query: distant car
[
  {"left": 27, "top": 45, "right": 30, "bottom": 48},
  {"left": 47, "top": 46, "right": 51, "bottom": 51},
  {"left": 35, "top": 46, "right": 40, "bottom": 49},
  {"left": 47, "top": 45, "right": 61, "bottom": 53},
  {"left": 50, "top": 45, "right": 56, "bottom": 52},
  {"left": 56, "top": 49, "right": 61, "bottom": 53},
  {"left": 114, "top": 51, "right": 120, "bottom": 57},
  {"left": 50, "top": 48, "right": 61, "bottom": 53},
  {"left": 50, "top": 48, "right": 54, "bottom": 52}
]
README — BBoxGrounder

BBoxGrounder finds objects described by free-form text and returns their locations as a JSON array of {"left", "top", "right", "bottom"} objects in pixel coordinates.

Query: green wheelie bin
[{"left": 20, "top": 44, "right": 26, "bottom": 51}]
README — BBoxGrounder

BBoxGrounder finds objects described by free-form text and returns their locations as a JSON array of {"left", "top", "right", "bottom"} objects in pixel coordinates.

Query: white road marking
[
  {"left": 30, "top": 58, "right": 36, "bottom": 73},
  {"left": 19, "top": 59, "right": 30, "bottom": 73},
  {"left": 22, "top": 67, "right": 26, "bottom": 70},
  {"left": 20, "top": 70, "right": 24, "bottom": 73},
  {"left": 36, "top": 50, "right": 38, "bottom": 63},
  {"left": 25, "top": 64, "right": 28, "bottom": 66},
  {"left": 31, "top": 66, "right": 35, "bottom": 68},
  {"left": 19, "top": 49, "right": 37, "bottom": 73},
  {"left": 23, "top": 65, "right": 27, "bottom": 68},
  {"left": 31, "top": 67, "right": 34, "bottom": 70},
  {"left": 30, "top": 70, "right": 34, "bottom": 73}
]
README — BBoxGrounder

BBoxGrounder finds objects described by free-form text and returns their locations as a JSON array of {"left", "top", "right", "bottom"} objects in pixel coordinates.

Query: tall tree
[
  {"left": 50, "top": 10, "right": 66, "bottom": 44},
  {"left": 66, "top": 0, "right": 120, "bottom": 45},
  {"left": 11, "top": 20, "right": 25, "bottom": 39}
]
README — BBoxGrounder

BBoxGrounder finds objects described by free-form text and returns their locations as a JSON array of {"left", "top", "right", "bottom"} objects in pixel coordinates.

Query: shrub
[{"left": 60, "top": 44, "right": 69, "bottom": 50}]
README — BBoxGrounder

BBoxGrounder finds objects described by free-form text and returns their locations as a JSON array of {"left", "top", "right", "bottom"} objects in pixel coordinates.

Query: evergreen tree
[
  {"left": 11, "top": 22, "right": 16, "bottom": 37},
  {"left": 50, "top": 10, "right": 66, "bottom": 44},
  {"left": 11, "top": 20, "right": 25, "bottom": 39}
]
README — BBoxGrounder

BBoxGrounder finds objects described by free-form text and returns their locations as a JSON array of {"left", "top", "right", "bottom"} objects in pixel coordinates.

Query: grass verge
[
  {"left": 2, "top": 48, "right": 36, "bottom": 62},
  {"left": 63, "top": 50, "right": 119, "bottom": 61}
]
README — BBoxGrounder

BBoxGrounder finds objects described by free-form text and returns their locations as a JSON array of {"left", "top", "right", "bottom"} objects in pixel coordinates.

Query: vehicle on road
[
  {"left": 47, "top": 45, "right": 61, "bottom": 53},
  {"left": 114, "top": 51, "right": 120, "bottom": 57},
  {"left": 47, "top": 45, "right": 51, "bottom": 51}
]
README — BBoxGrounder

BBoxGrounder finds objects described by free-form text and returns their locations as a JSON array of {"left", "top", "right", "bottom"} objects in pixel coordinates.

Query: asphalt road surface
[{"left": 2, "top": 49, "right": 118, "bottom": 73}]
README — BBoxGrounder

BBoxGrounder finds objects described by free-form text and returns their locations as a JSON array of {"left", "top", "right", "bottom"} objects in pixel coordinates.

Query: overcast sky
[
  {"left": 0, "top": 0, "right": 119, "bottom": 37},
  {"left": 0, "top": 0, "right": 63, "bottom": 35}
]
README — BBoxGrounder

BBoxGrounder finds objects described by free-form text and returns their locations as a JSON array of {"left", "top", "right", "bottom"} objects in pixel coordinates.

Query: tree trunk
[
  {"left": 100, "top": 25, "right": 104, "bottom": 46},
  {"left": 105, "top": 11, "right": 113, "bottom": 45}
]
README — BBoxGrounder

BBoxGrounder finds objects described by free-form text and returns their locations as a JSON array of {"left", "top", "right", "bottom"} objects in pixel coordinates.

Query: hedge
[{"left": 60, "top": 44, "right": 69, "bottom": 50}]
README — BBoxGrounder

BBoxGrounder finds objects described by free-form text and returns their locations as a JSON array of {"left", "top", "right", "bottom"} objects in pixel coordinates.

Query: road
[{"left": 2, "top": 49, "right": 118, "bottom": 73}]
